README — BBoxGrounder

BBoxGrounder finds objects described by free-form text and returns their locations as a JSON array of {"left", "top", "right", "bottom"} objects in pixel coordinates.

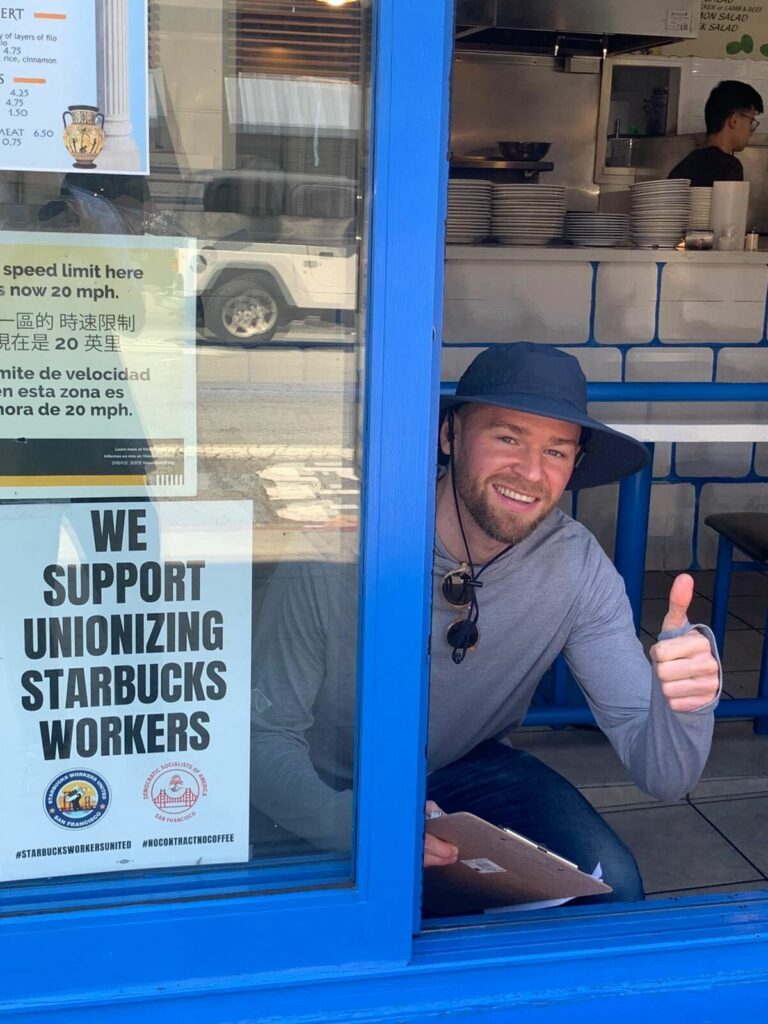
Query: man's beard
[{"left": 452, "top": 459, "right": 553, "bottom": 547}]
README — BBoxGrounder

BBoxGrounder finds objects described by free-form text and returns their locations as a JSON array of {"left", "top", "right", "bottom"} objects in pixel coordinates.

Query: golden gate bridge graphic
[{"left": 153, "top": 786, "right": 197, "bottom": 811}]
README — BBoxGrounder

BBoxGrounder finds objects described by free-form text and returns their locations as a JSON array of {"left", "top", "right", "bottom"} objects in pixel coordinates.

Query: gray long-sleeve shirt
[{"left": 250, "top": 508, "right": 720, "bottom": 851}]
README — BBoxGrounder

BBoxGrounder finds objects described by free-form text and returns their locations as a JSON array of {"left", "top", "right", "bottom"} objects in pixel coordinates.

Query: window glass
[{"left": 0, "top": 0, "right": 371, "bottom": 898}]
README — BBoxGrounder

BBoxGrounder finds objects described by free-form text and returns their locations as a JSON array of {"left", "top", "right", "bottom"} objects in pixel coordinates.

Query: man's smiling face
[{"left": 442, "top": 403, "right": 581, "bottom": 554}]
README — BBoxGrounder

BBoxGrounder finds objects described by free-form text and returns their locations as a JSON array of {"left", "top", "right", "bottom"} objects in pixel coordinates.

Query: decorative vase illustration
[{"left": 62, "top": 105, "right": 105, "bottom": 169}]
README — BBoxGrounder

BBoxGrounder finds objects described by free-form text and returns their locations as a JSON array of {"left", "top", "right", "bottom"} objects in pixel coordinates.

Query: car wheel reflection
[{"left": 204, "top": 273, "right": 284, "bottom": 345}]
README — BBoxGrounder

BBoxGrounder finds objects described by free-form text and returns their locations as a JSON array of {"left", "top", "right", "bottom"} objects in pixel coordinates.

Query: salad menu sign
[
  {"left": 0, "top": 1, "right": 148, "bottom": 174},
  {"left": 660, "top": 2, "right": 768, "bottom": 58}
]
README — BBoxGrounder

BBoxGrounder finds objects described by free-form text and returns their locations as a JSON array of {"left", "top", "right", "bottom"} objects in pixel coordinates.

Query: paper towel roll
[{"left": 711, "top": 180, "right": 750, "bottom": 250}]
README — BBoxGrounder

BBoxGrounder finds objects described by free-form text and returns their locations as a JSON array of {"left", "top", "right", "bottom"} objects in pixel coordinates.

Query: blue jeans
[{"left": 426, "top": 740, "right": 644, "bottom": 904}]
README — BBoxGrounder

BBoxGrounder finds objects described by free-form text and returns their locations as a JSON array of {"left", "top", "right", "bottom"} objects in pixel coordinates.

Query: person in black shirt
[{"left": 668, "top": 79, "right": 763, "bottom": 187}]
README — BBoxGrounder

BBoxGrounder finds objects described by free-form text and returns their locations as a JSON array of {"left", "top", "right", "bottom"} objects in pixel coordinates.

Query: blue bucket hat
[{"left": 441, "top": 343, "right": 648, "bottom": 490}]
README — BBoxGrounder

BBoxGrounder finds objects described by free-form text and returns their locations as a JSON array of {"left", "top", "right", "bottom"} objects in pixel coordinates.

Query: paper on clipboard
[{"left": 424, "top": 812, "right": 612, "bottom": 914}]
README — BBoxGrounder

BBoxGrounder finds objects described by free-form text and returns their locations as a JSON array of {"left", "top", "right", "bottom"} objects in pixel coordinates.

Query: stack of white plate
[
  {"left": 446, "top": 179, "right": 492, "bottom": 243},
  {"left": 688, "top": 186, "right": 713, "bottom": 229},
  {"left": 491, "top": 184, "right": 565, "bottom": 245},
  {"left": 629, "top": 178, "right": 691, "bottom": 248},
  {"left": 563, "top": 212, "right": 630, "bottom": 247}
]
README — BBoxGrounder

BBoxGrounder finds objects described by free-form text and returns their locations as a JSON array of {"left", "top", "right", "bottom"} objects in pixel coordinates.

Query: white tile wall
[
  {"left": 441, "top": 253, "right": 768, "bottom": 571},
  {"left": 556, "top": 492, "right": 573, "bottom": 518},
  {"left": 654, "top": 443, "right": 672, "bottom": 477},
  {"left": 573, "top": 483, "right": 619, "bottom": 561},
  {"left": 442, "top": 260, "right": 592, "bottom": 344},
  {"left": 441, "top": 345, "right": 622, "bottom": 382},
  {"left": 680, "top": 59, "right": 768, "bottom": 135},
  {"left": 574, "top": 481, "right": 695, "bottom": 570},
  {"left": 716, "top": 347, "right": 768, "bottom": 380},
  {"left": 675, "top": 442, "right": 753, "bottom": 478},
  {"left": 625, "top": 347, "right": 714, "bottom": 381},
  {"left": 698, "top": 483, "right": 768, "bottom": 567},
  {"left": 563, "top": 346, "right": 622, "bottom": 381},
  {"left": 441, "top": 345, "right": 487, "bottom": 381},
  {"left": 680, "top": 59, "right": 735, "bottom": 135},
  {"left": 659, "top": 264, "right": 767, "bottom": 344},
  {"left": 594, "top": 263, "right": 657, "bottom": 344},
  {"left": 647, "top": 483, "right": 696, "bottom": 570}
]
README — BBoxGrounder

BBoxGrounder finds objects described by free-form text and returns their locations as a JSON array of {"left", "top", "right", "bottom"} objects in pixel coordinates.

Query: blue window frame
[
  {"left": 4, "top": 3, "right": 768, "bottom": 1021},
  {"left": 1, "top": 0, "right": 454, "bottom": 1008}
]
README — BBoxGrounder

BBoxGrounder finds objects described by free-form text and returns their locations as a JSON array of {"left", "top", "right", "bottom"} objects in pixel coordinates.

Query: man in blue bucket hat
[
  {"left": 423, "top": 343, "right": 720, "bottom": 902},
  {"left": 250, "top": 343, "right": 721, "bottom": 907}
]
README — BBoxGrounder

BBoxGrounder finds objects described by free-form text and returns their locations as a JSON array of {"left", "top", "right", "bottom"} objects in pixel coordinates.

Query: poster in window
[
  {"left": 0, "top": 1, "right": 149, "bottom": 175},
  {"left": 0, "top": 231, "right": 197, "bottom": 499},
  {"left": 0, "top": 499, "right": 253, "bottom": 881}
]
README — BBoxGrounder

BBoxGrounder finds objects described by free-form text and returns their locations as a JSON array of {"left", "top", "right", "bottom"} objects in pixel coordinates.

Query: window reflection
[{"left": 0, "top": 0, "right": 370, "bottom": 892}]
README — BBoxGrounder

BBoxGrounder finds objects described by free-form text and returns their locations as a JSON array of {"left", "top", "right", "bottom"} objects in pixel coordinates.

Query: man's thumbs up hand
[
  {"left": 661, "top": 572, "right": 694, "bottom": 633},
  {"left": 650, "top": 574, "right": 720, "bottom": 713}
]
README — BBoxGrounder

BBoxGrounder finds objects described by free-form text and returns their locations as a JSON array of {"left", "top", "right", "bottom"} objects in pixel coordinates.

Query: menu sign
[
  {"left": 0, "top": 500, "right": 253, "bottom": 881},
  {"left": 0, "top": 231, "right": 197, "bottom": 499},
  {"left": 0, "top": 1, "right": 148, "bottom": 174},
  {"left": 660, "top": 1, "right": 768, "bottom": 57}
]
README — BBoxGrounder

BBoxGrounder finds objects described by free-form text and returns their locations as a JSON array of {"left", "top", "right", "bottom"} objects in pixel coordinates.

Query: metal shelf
[{"left": 450, "top": 157, "right": 554, "bottom": 171}]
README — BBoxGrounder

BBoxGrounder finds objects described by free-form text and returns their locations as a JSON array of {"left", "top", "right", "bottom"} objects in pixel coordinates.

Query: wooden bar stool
[{"left": 705, "top": 512, "right": 768, "bottom": 734}]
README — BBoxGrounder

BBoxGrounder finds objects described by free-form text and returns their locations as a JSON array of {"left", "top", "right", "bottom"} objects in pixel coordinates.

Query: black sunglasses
[{"left": 442, "top": 564, "right": 481, "bottom": 660}]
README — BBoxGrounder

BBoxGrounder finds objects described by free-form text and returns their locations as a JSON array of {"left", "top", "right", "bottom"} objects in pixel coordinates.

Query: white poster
[
  {"left": 660, "top": 2, "right": 768, "bottom": 58},
  {"left": 0, "top": 500, "right": 253, "bottom": 881},
  {"left": 0, "top": 231, "right": 197, "bottom": 499},
  {"left": 0, "top": 1, "right": 149, "bottom": 174}
]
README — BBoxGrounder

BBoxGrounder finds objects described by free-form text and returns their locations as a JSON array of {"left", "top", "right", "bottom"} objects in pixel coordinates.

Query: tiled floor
[{"left": 511, "top": 569, "right": 768, "bottom": 900}]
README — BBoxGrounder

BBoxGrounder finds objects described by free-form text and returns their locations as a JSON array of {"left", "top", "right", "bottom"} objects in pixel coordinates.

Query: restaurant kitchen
[{"left": 444, "top": 0, "right": 768, "bottom": 583}]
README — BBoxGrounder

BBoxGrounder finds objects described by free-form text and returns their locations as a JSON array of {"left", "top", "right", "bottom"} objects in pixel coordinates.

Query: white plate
[
  {"left": 566, "top": 233, "right": 627, "bottom": 239},
  {"left": 492, "top": 197, "right": 565, "bottom": 203},
  {"left": 493, "top": 184, "right": 564, "bottom": 190},
  {"left": 492, "top": 212, "right": 565, "bottom": 219},
  {"left": 565, "top": 217, "right": 629, "bottom": 224},
  {"left": 493, "top": 222, "right": 564, "bottom": 229},
  {"left": 631, "top": 200, "right": 690, "bottom": 210},
  {"left": 448, "top": 215, "right": 491, "bottom": 222},
  {"left": 631, "top": 201, "right": 689, "bottom": 211},
  {"left": 630, "top": 181, "right": 690, "bottom": 191},
  {"left": 495, "top": 231, "right": 561, "bottom": 239}
]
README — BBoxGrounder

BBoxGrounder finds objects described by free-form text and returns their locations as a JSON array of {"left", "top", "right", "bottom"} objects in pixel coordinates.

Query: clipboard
[{"left": 424, "top": 812, "right": 612, "bottom": 914}]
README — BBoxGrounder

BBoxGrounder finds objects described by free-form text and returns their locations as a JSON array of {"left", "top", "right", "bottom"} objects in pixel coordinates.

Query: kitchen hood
[{"left": 455, "top": 0, "right": 701, "bottom": 56}]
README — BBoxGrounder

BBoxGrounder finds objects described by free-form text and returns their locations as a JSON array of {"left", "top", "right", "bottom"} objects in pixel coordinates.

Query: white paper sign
[
  {"left": 0, "top": 231, "right": 197, "bottom": 499},
  {"left": 0, "top": 500, "right": 253, "bottom": 881}
]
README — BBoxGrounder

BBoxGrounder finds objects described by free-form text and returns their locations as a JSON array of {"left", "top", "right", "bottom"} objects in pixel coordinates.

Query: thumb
[{"left": 661, "top": 573, "right": 694, "bottom": 633}]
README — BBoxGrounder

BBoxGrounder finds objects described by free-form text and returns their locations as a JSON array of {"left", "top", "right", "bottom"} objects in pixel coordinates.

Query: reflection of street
[
  {"left": 198, "top": 319, "right": 357, "bottom": 349},
  {"left": 196, "top": 339, "right": 360, "bottom": 530}
]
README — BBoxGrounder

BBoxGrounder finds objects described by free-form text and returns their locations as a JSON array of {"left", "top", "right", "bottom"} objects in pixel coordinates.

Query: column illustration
[{"left": 96, "top": 0, "right": 142, "bottom": 170}]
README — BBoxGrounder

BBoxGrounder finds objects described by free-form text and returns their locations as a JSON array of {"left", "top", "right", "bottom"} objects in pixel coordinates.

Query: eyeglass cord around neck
[{"left": 447, "top": 411, "right": 514, "bottom": 664}]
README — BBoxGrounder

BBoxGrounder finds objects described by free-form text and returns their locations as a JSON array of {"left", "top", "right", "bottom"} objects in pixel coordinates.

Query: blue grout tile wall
[{"left": 442, "top": 250, "right": 768, "bottom": 569}]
